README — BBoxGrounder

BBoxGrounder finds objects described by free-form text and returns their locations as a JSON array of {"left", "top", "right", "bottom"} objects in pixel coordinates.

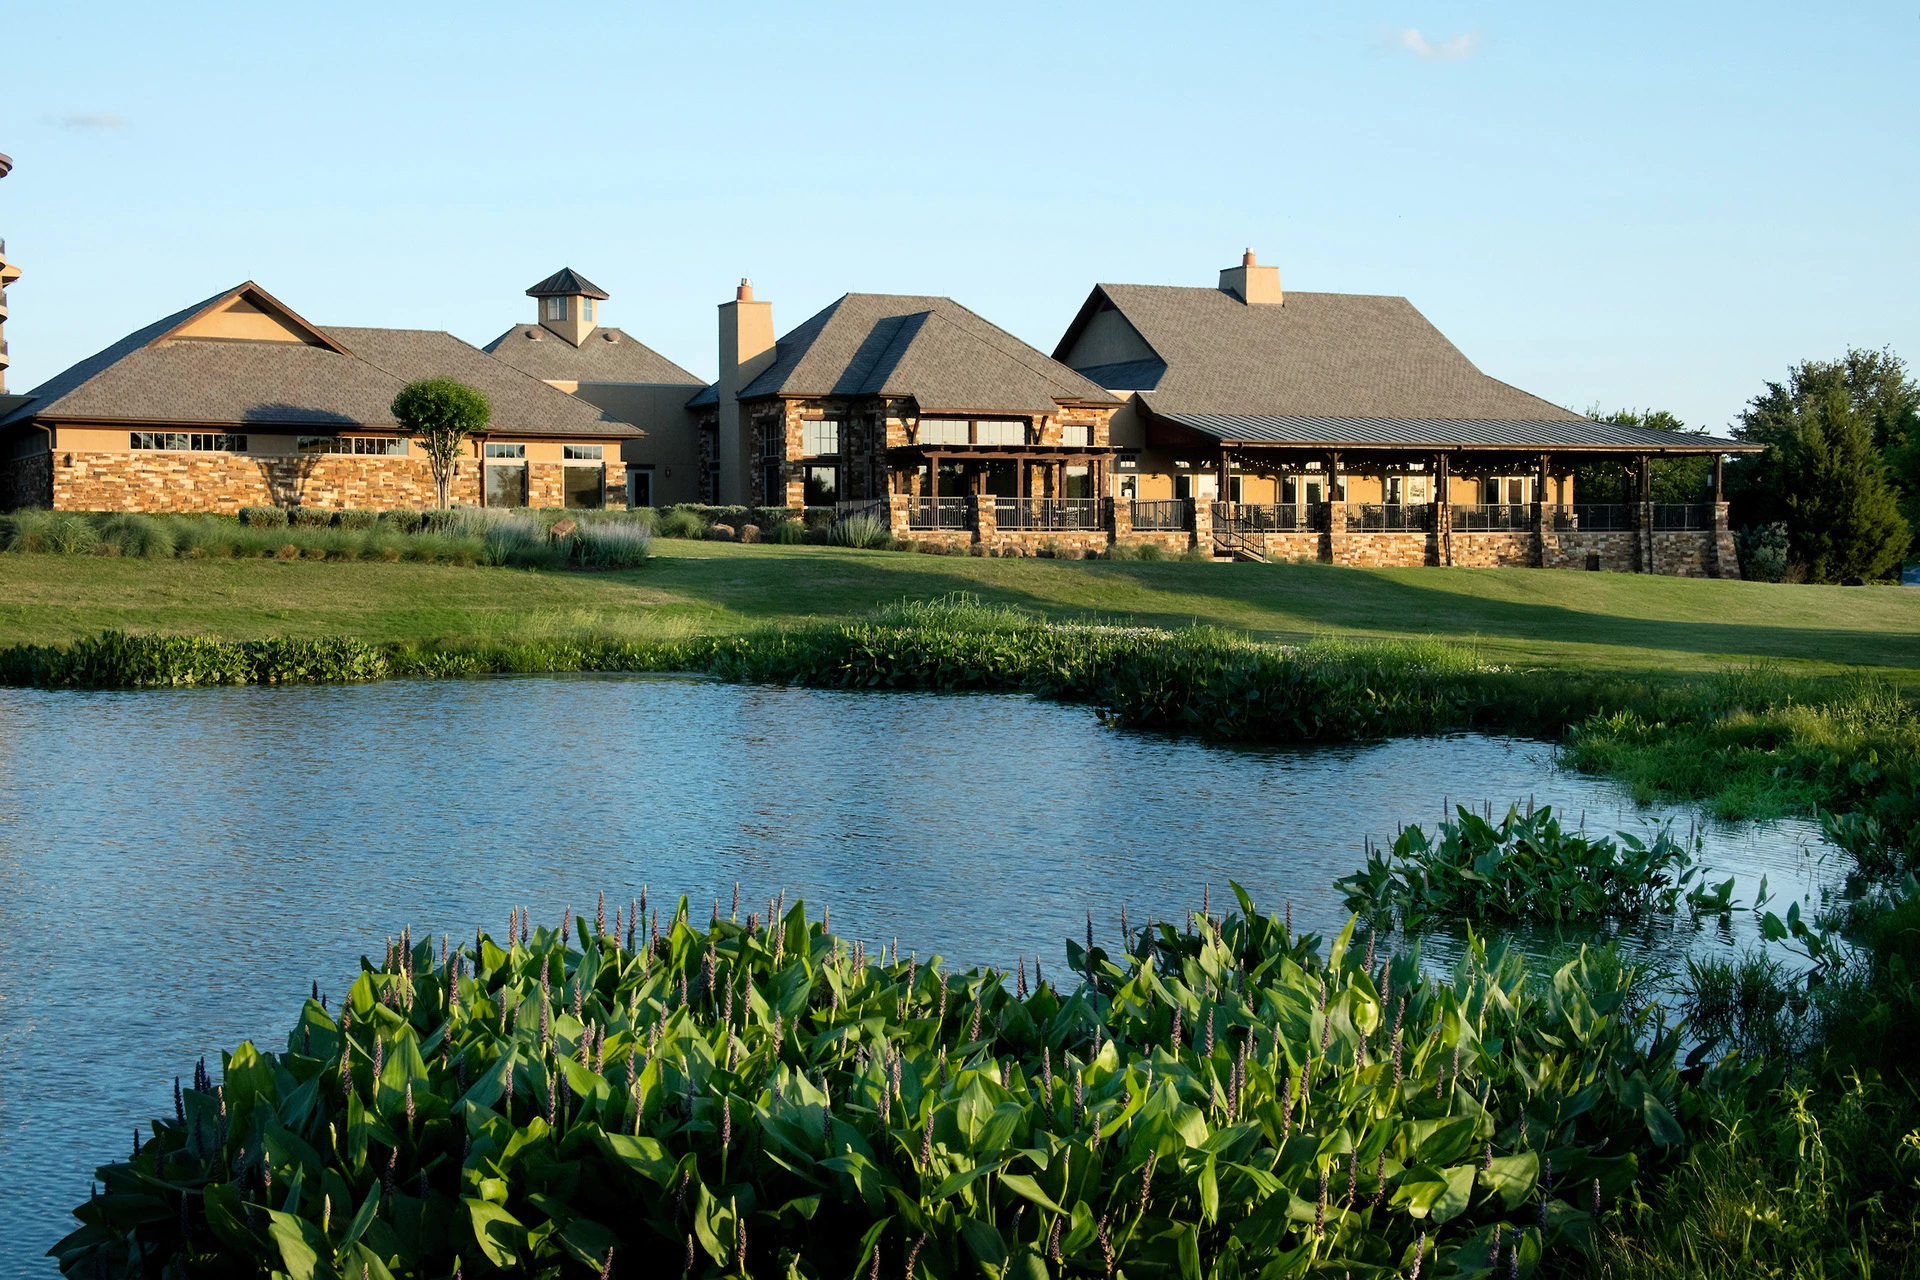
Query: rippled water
[{"left": 0, "top": 676, "right": 1834, "bottom": 1271}]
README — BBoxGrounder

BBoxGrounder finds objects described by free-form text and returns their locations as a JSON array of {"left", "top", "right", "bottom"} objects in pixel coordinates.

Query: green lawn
[{"left": 2, "top": 540, "right": 1916, "bottom": 679}]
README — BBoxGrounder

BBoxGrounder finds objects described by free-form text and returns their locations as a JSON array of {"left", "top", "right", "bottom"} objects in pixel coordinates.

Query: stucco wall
[{"left": 568, "top": 381, "right": 706, "bottom": 506}]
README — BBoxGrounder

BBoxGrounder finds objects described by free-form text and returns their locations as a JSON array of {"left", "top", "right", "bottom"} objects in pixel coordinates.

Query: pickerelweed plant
[
  {"left": 59, "top": 888, "right": 1688, "bottom": 1279},
  {"left": 1334, "top": 803, "right": 1709, "bottom": 930}
]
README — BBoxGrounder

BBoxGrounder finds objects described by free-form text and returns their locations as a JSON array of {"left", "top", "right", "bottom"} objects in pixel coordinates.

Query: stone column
[
  {"left": 1192, "top": 495, "right": 1213, "bottom": 554},
  {"left": 1711, "top": 500, "right": 1739, "bottom": 579},
  {"left": 1108, "top": 495, "right": 1131, "bottom": 539},
  {"left": 970, "top": 491, "right": 995, "bottom": 547},
  {"left": 1325, "top": 497, "right": 1346, "bottom": 565},
  {"left": 888, "top": 492, "right": 910, "bottom": 541}
]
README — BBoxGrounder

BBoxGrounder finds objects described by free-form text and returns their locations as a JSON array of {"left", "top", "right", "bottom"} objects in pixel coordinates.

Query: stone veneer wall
[
  {"left": 1448, "top": 531, "right": 1535, "bottom": 568},
  {"left": 1, "top": 450, "right": 52, "bottom": 509},
  {"left": 1330, "top": 532, "right": 1433, "bottom": 568},
  {"left": 48, "top": 451, "right": 481, "bottom": 512},
  {"left": 1653, "top": 531, "right": 1716, "bottom": 578},
  {"left": 1541, "top": 531, "right": 1636, "bottom": 572}
]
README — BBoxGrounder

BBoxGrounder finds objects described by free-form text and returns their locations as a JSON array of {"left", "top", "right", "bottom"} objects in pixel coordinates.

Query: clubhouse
[{"left": 0, "top": 250, "right": 1756, "bottom": 575}]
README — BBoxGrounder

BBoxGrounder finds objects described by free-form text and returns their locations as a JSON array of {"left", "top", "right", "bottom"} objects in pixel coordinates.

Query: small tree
[{"left": 391, "top": 378, "right": 490, "bottom": 509}]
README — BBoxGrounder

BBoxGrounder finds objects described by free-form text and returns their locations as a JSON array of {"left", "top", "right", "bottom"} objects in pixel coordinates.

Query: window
[
  {"left": 1059, "top": 421, "right": 1093, "bottom": 448},
  {"left": 485, "top": 463, "right": 527, "bottom": 507},
  {"left": 1117, "top": 453, "right": 1139, "bottom": 471},
  {"left": 583, "top": 299, "right": 595, "bottom": 323},
  {"left": 975, "top": 419, "right": 1026, "bottom": 446},
  {"left": 485, "top": 442, "right": 526, "bottom": 459},
  {"left": 296, "top": 436, "right": 406, "bottom": 455},
  {"left": 563, "top": 464, "right": 605, "bottom": 509},
  {"left": 130, "top": 432, "right": 246, "bottom": 452},
  {"left": 544, "top": 297, "right": 569, "bottom": 322},
  {"left": 918, "top": 419, "right": 969, "bottom": 446},
  {"left": 803, "top": 464, "right": 839, "bottom": 504},
  {"left": 563, "top": 444, "right": 604, "bottom": 460},
  {"left": 802, "top": 418, "right": 841, "bottom": 456}
]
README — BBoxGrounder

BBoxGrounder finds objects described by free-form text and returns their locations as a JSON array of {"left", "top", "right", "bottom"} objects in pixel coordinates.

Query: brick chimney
[
  {"left": 1219, "top": 248, "right": 1282, "bottom": 305},
  {"left": 715, "top": 278, "right": 775, "bottom": 504}
]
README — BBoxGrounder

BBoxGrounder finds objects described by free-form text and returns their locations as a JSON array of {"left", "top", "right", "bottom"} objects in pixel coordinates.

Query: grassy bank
[{"left": 1, "top": 540, "right": 1917, "bottom": 679}]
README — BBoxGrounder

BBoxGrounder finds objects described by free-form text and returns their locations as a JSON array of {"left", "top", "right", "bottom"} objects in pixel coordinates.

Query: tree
[
  {"left": 1771, "top": 385, "right": 1909, "bottom": 582},
  {"left": 391, "top": 379, "right": 491, "bottom": 510},
  {"left": 1575, "top": 407, "right": 1711, "bottom": 503},
  {"left": 1732, "top": 348, "right": 1919, "bottom": 560}
]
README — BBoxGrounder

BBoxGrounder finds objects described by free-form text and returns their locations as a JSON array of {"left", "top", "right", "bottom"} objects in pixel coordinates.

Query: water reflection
[{"left": 0, "top": 676, "right": 1832, "bottom": 1271}]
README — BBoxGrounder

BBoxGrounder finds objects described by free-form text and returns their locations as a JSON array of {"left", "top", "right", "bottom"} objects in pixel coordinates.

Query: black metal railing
[
  {"left": 1450, "top": 503, "right": 1532, "bottom": 532},
  {"left": 1349, "top": 503, "right": 1432, "bottom": 532},
  {"left": 1216, "top": 503, "right": 1319, "bottom": 533},
  {"left": 833, "top": 499, "right": 889, "bottom": 526},
  {"left": 906, "top": 497, "right": 968, "bottom": 530},
  {"left": 1549, "top": 504, "right": 1635, "bottom": 532},
  {"left": 997, "top": 498, "right": 1101, "bottom": 531},
  {"left": 1129, "top": 498, "right": 1188, "bottom": 531},
  {"left": 1651, "top": 504, "right": 1713, "bottom": 531}
]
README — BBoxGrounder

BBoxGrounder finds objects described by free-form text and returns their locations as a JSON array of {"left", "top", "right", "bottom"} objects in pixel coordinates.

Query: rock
[
  {"left": 708, "top": 523, "right": 737, "bottom": 542},
  {"left": 738, "top": 523, "right": 761, "bottom": 544},
  {"left": 550, "top": 518, "right": 578, "bottom": 539}
]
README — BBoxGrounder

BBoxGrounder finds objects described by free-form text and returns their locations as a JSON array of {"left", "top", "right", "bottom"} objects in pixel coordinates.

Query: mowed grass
[{"left": 1, "top": 539, "right": 1916, "bottom": 679}]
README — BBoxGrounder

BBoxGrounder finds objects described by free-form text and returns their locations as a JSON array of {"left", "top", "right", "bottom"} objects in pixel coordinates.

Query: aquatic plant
[
  {"left": 55, "top": 889, "right": 1679, "bottom": 1278},
  {"left": 1335, "top": 804, "right": 1699, "bottom": 927}
]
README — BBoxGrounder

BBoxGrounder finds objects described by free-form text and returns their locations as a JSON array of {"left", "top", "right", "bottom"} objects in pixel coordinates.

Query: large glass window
[
  {"left": 297, "top": 436, "right": 406, "bottom": 455},
  {"left": 802, "top": 418, "right": 841, "bottom": 456},
  {"left": 563, "top": 464, "right": 605, "bottom": 509},
  {"left": 130, "top": 432, "right": 246, "bottom": 452},
  {"left": 486, "top": 463, "right": 527, "bottom": 507},
  {"left": 563, "top": 444, "right": 604, "bottom": 461},
  {"left": 485, "top": 442, "right": 526, "bottom": 459},
  {"left": 975, "top": 419, "right": 1026, "bottom": 446},
  {"left": 918, "top": 419, "right": 969, "bottom": 446},
  {"left": 803, "top": 464, "right": 839, "bottom": 505},
  {"left": 1059, "top": 421, "right": 1093, "bottom": 448}
]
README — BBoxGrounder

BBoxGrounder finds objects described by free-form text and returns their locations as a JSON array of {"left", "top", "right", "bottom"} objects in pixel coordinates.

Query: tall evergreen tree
[{"left": 1773, "top": 385, "right": 1908, "bottom": 581}]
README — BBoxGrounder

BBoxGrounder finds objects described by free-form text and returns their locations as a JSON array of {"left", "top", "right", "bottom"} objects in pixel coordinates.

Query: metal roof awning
[{"left": 1157, "top": 413, "right": 1759, "bottom": 453}]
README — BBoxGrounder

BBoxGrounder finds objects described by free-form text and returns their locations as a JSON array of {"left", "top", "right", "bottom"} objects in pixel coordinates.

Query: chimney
[
  {"left": 715, "top": 277, "right": 775, "bottom": 504},
  {"left": 1218, "top": 247, "right": 1282, "bottom": 305}
]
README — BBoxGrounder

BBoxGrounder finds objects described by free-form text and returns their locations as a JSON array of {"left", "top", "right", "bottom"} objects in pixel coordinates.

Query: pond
[{"left": 0, "top": 675, "right": 1834, "bottom": 1271}]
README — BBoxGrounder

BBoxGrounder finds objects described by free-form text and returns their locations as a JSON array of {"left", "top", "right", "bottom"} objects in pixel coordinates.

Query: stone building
[
  {"left": 689, "top": 281, "right": 1122, "bottom": 550},
  {"left": 1049, "top": 250, "right": 1759, "bottom": 573},
  {"left": 482, "top": 268, "right": 708, "bottom": 507},
  {"left": 0, "top": 281, "right": 640, "bottom": 512}
]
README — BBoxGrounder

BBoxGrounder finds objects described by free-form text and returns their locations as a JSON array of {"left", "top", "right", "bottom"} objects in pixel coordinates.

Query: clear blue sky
[{"left": 3, "top": 1, "right": 1914, "bottom": 433}]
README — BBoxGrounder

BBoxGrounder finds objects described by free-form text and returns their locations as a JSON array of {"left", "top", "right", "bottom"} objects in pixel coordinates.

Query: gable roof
[
  {"left": 1058, "top": 285, "right": 1587, "bottom": 423},
  {"left": 483, "top": 324, "right": 704, "bottom": 386},
  {"left": 0, "top": 282, "right": 638, "bottom": 437},
  {"left": 739, "top": 293, "right": 1120, "bottom": 414},
  {"left": 525, "top": 268, "right": 609, "bottom": 299}
]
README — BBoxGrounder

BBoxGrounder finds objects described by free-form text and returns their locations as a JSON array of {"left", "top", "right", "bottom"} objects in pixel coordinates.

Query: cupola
[{"left": 526, "top": 267, "right": 610, "bottom": 346}]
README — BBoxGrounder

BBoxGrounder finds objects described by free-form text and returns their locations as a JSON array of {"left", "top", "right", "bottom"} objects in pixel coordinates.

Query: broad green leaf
[{"left": 464, "top": 1196, "right": 524, "bottom": 1267}]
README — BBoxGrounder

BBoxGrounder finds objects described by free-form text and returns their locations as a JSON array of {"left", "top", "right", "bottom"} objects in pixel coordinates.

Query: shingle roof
[
  {"left": 1060, "top": 285, "right": 1591, "bottom": 423},
  {"left": 525, "top": 268, "right": 609, "bottom": 300},
  {"left": 1162, "top": 413, "right": 1754, "bottom": 453},
  {"left": 1, "top": 283, "right": 639, "bottom": 438},
  {"left": 483, "top": 324, "right": 704, "bottom": 386},
  {"left": 740, "top": 293, "right": 1120, "bottom": 414}
]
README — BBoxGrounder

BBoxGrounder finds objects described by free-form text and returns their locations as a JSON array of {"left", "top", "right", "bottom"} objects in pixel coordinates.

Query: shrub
[
  {"left": 335, "top": 508, "right": 378, "bottom": 530},
  {"left": 381, "top": 508, "right": 425, "bottom": 535},
  {"left": 751, "top": 505, "right": 796, "bottom": 529},
  {"left": 1109, "top": 541, "right": 1169, "bottom": 562},
  {"left": 55, "top": 895, "right": 1681, "bottom": 1280},
  {"left": 770, "top": 518, "right": 806, "bottom": 545},
  {"left": 658, "top": 507, "right": 709, "bottom": 539},
  {"left": 827, "top": 513, "right": 890, "bottom": 550},
  {"left": 707, "top": 523, "right": 737, "bottom": 542},
  {"left": 1737, "top": 522, "right": 1790, "bottom": 583},
  {"left": 289, "top": 507, "right": 331, "bottom": 528},
  {"left": 239, "top": 505, "right": 287, "bottom": 528}
]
